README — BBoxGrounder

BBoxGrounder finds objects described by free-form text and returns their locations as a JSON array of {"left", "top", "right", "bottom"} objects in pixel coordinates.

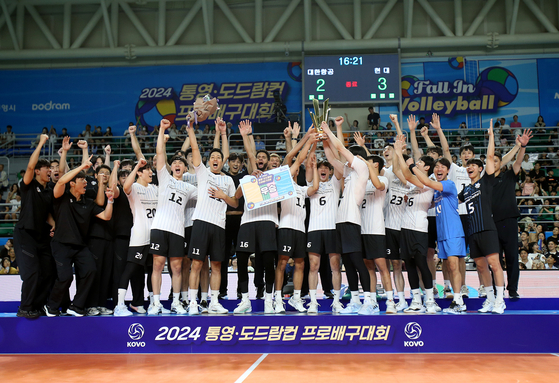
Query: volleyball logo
[
  {"left": 128, "top": 323, "right": 145, "bottom": 340},
  {"left": 401, "top": 75, "right": 419, "bottom": 98},
  {"left": 475, "top": 67, "right": 518, "bottom": 107},
  {"left": 404, "top": 322, "right": 422, "bottom": 340},
  {"left": 448, "top": 56, "right": 465, "bottom": 69},
  {"left": 135, "top": 93, "right": 179, "bottom": 129}
]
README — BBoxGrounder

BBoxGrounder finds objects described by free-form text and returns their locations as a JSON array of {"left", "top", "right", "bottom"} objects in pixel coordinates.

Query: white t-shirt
[
  {"left": 127, "top": 183, "right": 159, "bottom": 246},
  {"left": 308, "top": 176, "right": 341, "bottom": 232},
  {"left": 336, "top": 156, "right": 369, "bottom": 225},
  {"left": 449, "top": 163, "right": 470, "bottom": 215},
  {"left": 239, "top": 173, "right": 279, "bottom": 226},
  {"left": 361, "top": 176, "right": 388, "bottom": 235},
  {"left": 182, "top": 171, "right": 198, "bottom": 228},
  {"left": 191, "top": 164, "right": 235, "bottom": 229},
  {"left": 151, "top": 167, "right": 197, "bottom": 237},
  {"left": 383, "top": 167, "right": 410, "bottom": 231},
  {"left": 279, "top": 184, "right": 309, "bottom": 233},
  {"left": 401, "top": 183, "right": 434, "bottom": 233}
]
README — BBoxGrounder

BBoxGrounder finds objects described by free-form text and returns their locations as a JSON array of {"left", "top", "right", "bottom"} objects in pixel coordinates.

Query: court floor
[{"left": 0, "top": 353, "right": 558, "bottom": 383}]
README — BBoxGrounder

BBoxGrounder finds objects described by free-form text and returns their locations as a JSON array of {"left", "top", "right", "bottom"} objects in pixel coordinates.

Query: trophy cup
[{"left": 308, "top": 98, "right": 330, "bottom": 140}]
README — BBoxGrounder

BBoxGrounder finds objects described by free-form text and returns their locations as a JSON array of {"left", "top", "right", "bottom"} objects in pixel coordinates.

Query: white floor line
[
  {"left": 234, "top": 353, "right": 268, "bottom": 383},
  {"left": 552, "top": 353, "right": 559, "bottom": 358}
]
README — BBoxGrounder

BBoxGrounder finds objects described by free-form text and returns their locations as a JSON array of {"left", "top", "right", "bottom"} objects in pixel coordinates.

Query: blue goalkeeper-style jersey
[{"left": 434, "top": 180, "right": 465, "bottom": 241}]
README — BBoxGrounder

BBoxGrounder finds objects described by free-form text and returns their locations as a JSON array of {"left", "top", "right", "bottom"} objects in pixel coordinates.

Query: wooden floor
[{"left": 0, "top": 354, "right": 558, "bottom": 383}]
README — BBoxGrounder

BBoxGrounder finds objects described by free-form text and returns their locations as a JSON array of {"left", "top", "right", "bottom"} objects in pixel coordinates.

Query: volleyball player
[
  {"left": 360, "top": 155, "right": 397, "bottom": 314},
  {"left": 393, "top": 135, "right": 439, "bottom": 314},
  {"left": 186, "top": 117, "right": 237, "bottom": 315},
  {"left": 274, "top": 132, "right": 319, "bottom": 314},
  {"left": 148, "top": 119, "right": 197, "bottom": 315},
  {"left": 457, "top": 120, "right": 506, "bottom": 314},
  {"left": 114, "top": 158, "right": 158, "bottom": 316},
  {"left": 321, "top": 119, "right": 373, "bottom": 315}
]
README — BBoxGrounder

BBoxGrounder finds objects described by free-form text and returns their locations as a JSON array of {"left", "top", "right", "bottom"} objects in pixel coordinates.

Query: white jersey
[
  {"left": 151, "top": 167, "right": 197, "bottom": 237},
  {"left": 308, "top": 176, "right": 341, "bottom": 232},
  {"left": 401, "top": 183, "right": 435, "bottom": 233},
  {"left": 239, "top": 173, "right": 279, "bottom": 226},
  {"left": 279, "top": 184, "right": 309, "bottom": 233},
  {"left": 383, "top": 167, "right": 410, "bottom": 231},
  {"left": 336, "top": 157, "right": 369, "bottom": 225},
  {"left": 427, "top": 173, "right": 437, "bottom": 217},
  {"left": 126, "top": 183, "right": 159, "bottom": 246},
  {"left": 361, "top": 176, "right": 388, "bottom": 235},
  {"left": 192, "top": 163, "right": 235, "bottom": 229},
  {"left": 182, "top": 171, "right": 197, "bottom": 228},
  {"left": 449, "top": 163, "right": 470, "bottom": 215}
]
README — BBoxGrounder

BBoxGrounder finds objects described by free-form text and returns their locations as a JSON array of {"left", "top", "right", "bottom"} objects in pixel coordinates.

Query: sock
[
  {"left": 275, "top": 290, "right": 282, "bottom": 302},
  {"left": 149, "top": 292, "right": 154, "bottom": 304},
  {"left": 444, "top": 280, "right": 450, "bottom": 288},
  {"left": 485, "top": 286, "right": 495, "bottom": 303},
  {"left": 398, "top": 291, "right": 405, "bottom": 302},
  {"left": 154, "top": 294, "right": 160, "bottom": 305},
  {"left": 242, "top": 292, "right": 249, "bottom": 301},
  {"left": 386, "top": 290, "right": 394, "bottom": 301},
  {"left": 425, "top": 289, "right": 434, "bottom": 302},
  {"left": 265, "top": 293, "right": 273, "bottom": 302},
  {"left": 432, "top": 280, "right": 437, "bottom": 289},
  {"left": 201, "top": 292, "right": 208, "bottom": 302},
  {"left": 181, "top": 291, "right": 188, "bottom": 302},
  {"left": 211, "top": 291, "right": 219, "bottom": 304},
  {"left": 294, "top": 290, "right": 301, "bottom": 299},
  {"left": 173, "top": 292, "right": 180, "bottom": 303},
  {"left": 117, "top": 288, "right": 126, "bottom": 306},
  {"left": 363, "top": 291, "right": 371, "bottom": 304},
  {"left": 309, "top": 290, "right": 317, "bottom": 303},
  {"left": 333, "top": 290, "right": 340, "bottom": 302},
  {"left": 496, "top": 286, "right": 504, "bottom": 301},
  {"left": 412, "top": 289, "right": 422, "bottom": 303},
  {"left": 454, "top": 294, "right": 464, "bottom": 306},
  {"left": 370, "top": 293, "right": 378, "bottom": 304},
  {"left": 189, "top": 289, "right": 198, "bottom": 304},
  {"left": 351, "top": 291, "right": 360, "bottom": 303}
]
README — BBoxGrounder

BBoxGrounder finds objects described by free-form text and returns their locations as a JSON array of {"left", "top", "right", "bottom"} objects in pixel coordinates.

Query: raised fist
[
  {"left": 104, "top": 145, "right": 111, "bottom": 155},
  {"left": 128, "top": 126, "right": 136, "bottom": 134},
  {"left": 77, "top": 140, "right": 88, "bottom": 149},
  {"left": 160, "top": 119, "right": 171, "bottom": 131}
]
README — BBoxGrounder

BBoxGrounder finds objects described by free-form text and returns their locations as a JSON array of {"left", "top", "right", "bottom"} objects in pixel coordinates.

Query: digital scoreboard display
[{"left": 303, "top": 54, "right": 400, "bottom": 104}]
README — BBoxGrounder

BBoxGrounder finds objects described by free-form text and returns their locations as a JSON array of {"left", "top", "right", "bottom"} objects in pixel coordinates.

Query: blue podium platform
[{"left": 1, "top": 298, "right": 558, "bottom": 354}]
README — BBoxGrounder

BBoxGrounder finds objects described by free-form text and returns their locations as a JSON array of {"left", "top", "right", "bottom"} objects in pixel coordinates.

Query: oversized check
[{"left": 239, "top": 165, "right": 296, "bottom": 210}]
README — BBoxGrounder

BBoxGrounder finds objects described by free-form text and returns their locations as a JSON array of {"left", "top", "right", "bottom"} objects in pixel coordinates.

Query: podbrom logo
[
  {"left": 32, "top": 101, "right": 70, "bottom": 111},
  {"left": 127, "top": 323, "right": 146, "bottom": 348},
  {"left": 404, "top": 322, "right": 424, "bottom": 347}
]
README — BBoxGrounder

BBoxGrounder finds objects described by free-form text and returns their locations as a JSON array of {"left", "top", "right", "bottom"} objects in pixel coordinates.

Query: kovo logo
[
  {"left": 127, "top": 323, "right": 146, "bottom": 348},
  {"left": 404, "top": 322, "right": 424, "bottom": 347},
  {"left": 32, "top": 101, "right": 70, "bottom": 111}
]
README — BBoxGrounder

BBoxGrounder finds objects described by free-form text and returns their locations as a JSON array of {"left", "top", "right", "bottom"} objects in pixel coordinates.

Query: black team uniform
[{"left": 111, "top": 184, "right": 133, "bottom": 303}]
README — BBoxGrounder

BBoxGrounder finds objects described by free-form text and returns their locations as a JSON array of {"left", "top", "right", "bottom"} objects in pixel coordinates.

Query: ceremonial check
[{"left": 240, "top": 165, "right": 296, "bottom": 210}]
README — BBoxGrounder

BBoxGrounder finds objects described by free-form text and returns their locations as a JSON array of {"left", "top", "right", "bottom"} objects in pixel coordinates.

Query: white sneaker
[
  {"left": 425, "top": 300, "right": 438, "bottom": 314},
  {"left": 189, "top": 302, "right": 200, "bottom": 315},
  {"left": 208, "top": 301, "right": 228, "bottom": 314},
  {"left": 307, "top": 301, "right": 320, "bottom": 314},
  {"left": 86, "top": 307, "right": 100, "bottom": 316},
  {"left": 492, "top": 299, "right": 506, "bottom": 314},
  {"left": 443, "top": 287, "right": 454, "bottom": 299},
  {"left": 97, "top": 306, "right": 113, "bottom": 315},
  {"left": 478, "top": 299, "right": 494, "bottom": 313},
  {"left": 114, "top": 304, "right": 133, "bottom": 317},
  {"left": 357, "top": 301, "right": 380, "bottom": 315},
  {"left": 443, "top": 301, "right": 465, "bottom": 314},
  {"left": 478, "top": 285, "right": 487, "bottom": 298},
  {"left": 340, "top": 301, "right": 361, "bottom": 314},
  {"left": 129, "top": 304, "right": 146, "bottom": 314},
  {"left": 331, "top": 301, "right": 344, "bottom": 313},
  {"left": 460, "top": 285, "right": 469, "bottom": 298},
  {"left": 288, "top": 297, "right": 307, "bottom": 313},
  {"left": 234, "top": 299, "right": 252, "bottom": 314},
  {"left": 404, "top": 301, "right": 425, "bottom": 313},
  {"left": 147, "top": 303, "right": 163, "bottom": 315},
  {"left": 171, "top": 301, "right": 187, "bottom": 314},
  {"left": 395, "top": 300, "right": 409, "bottom": 312},
  {"left": 385, "top": 299, "right": 397, "bottom": 314},
  {"left": 160, "top": 305, "right": 171, "bottom": 314},
  {"left": 274, "top": 299, "right": 286, "bottom": 314},
  {"left": 264, "top": 300, "right": 274, "bottom": 314}
]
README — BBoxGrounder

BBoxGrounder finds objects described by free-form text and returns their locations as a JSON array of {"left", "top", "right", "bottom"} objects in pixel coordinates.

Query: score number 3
[{"left": 378, "top": 77, "right": 387, "bottom": 91}]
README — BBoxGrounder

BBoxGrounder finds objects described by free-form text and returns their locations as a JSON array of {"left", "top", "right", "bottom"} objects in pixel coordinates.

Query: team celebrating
[{"left": 14, "top": 95, "right": 532, "bottom": 318}]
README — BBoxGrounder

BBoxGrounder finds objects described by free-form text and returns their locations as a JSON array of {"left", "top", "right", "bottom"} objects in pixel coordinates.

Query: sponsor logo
[
  {"left": 404, "top": 322, "right": 422, "bottom": 340},
  {"left": 128, "top": 323, "right": 145, "bottom": 340},
  {"left": 32, "top": 101, "right": 70, "bottom": 111}
]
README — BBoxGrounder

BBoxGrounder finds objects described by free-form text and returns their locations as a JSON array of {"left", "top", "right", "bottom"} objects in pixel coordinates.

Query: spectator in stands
[
  {"left": 82, "top": 124, "right": 92, "bottom": 140},
  {"left": 521, "top": 154, "right": 533, "bottom": 172},
  {"left": 535, "top": 115, "right": 546, "bottom": 128},
  {"left": 31, "top": 128, "right": 49, "bottom": 148},
  {"left": 519, "top": 231, "right": 529, "bottom": 250},
  {"left": 5, "top": 184, "right": 18, "bottom": 204},
  {"left": 0, "top": 256, "right": 17, "bottom": 274},
  {"left": 344, "top": 113, "right": 360, "bottom": 132},
  {"left": 537, "top": 232, "right": 547, "bottom": 252},
  {"left": 457, "top": 121, "right": 468, "bottom": 137},
  {"left": 7, "top": 247, "right": 17, "bottom": 271},
  {"left": 519, "top": 248, "right": 532, "bottom": 269},
  {"left": 544, "top": 238, "right": 559, "bottom": 266},
  {"left": 511, "top": 115, "right": 522, "bottom": 129},
  {"left": 545, "top": 255, "right": 557, "bottom": 269},
  {"left": 49, "top": 126, "right": 58, "bottom": 147},
  {"left": 0, "top": 238, "right": 13, "bottom": 259},
  {"left": 59, "top": 128, "right": 69, "bottom": 140},
  {"left": 0, "top": 164, "right": 8, "bottom": 196},
  {"left": 168, "top": 124, "right": 179, "bottom": 142},
  {"left": 254, "top": 135, "right": 265, "bottom": 151},
  {"left": 539, "top": 202, "right": 555, "bottom": 222},
  {"left": 226, "top": 122, "right": 233, "bottom": 136},
  {"left": 228, "top": 258, "right": 238, "bottom": 272},
  {"left": 521, "top": 175, "right": 535, "bottom": 196},
  {"left": 3, "top": 194, "right": 20, "bottom": 221},
  {"left": 543, "top": 169, "right": 558, "bottom": 193},
  {"left": 104, "top": 127, "right": 113, "bottom": 142},
  {"left": 520, "top": 199, "right": 539, "bottom": 221},
  {"left": 548, "top": 227, "right": 559, "bottom": 245},
  {"left": 275, "top": 135, "right": 286, "bottom": 151},
  {"left": 367, "top": 107, "right": 380, "bottom": 129},
  {"left": 3, "top": 125, "right": 15, "bottom": 149}
]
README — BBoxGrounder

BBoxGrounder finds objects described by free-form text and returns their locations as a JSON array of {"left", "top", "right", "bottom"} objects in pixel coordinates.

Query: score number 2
[{"left": 316, "top": 79, "right": 325, "bottom": 92}]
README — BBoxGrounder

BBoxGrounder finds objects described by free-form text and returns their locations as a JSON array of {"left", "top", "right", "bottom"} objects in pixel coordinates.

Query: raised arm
[
  {"left": 284, "top": 128, "right": 314, "bottom": 167},
  {"left": 109, "top": 160, "right": 121, "bottom": 199},
  {"left": 408, "top": 115, "right": 423, "bottom": 161},
  {"left": 512, "top": 129, "right": 533, "bottom": 175},
  {"left": 307, "top": 152, "right": 320, "bottom": 196},
  {"left": 392, "top": 135, "right": 414, "bottom": 185},
  {"left": 156, "top": 119, "right": 171, "bottom": 171},
  {"left": 77, "top": 140, "right": 88, "bottom": 165},
  {"left": 344, "top": 113, "right": 352, "bottom": 130},
  {"left": 53, "top": 159, "right": 92, "bottom": 199},
  {"left": 430, "top": 113, "right": 452, "bottom": 162},
  {"left": 94, "top": 171, "right": 107, "bottom": 207},
  {"left": 104, "top": 145, "right": 111, "bottom": 167},
  {"left": 290, "top": 133, "right": 318, "bottom": 177},
  {"left": 412, "top": 165, "right": 443, "bottom": 191},
  {"left": 322, "top": 139, "right": 345, "bottom": 178},
  {"left": 186, "top": 119, "right": 202, "bottom": 168},
  {"left": 335, "top": 116, "right": 345, "bottom": 145},
  {"left": 23, "top": 134, "right": 49, "bottom": 185},
  {"left": 306, "top": 140, "right": 317, "bottom": 183},
  {"left": 180, "top": 125, "right": 191, "bottom": 152},
  {"left": 239, "top": 120, "right": 257, "bottom": 174},
  {"left": 129, "top": 126, "right": 145, "bottom": 160},
  {"left": 486, "top": 119, "right": 495, "bottom": 175},
  {"left": 95, "top": 187, "right": 114, "bottom": 221},
  {"left": 124, "top": 158, "right": 146, "bottom": 195},
  {"left": 353, "top": 131, "right": 370, "bottom": 156},
  {"left": 365, "top": 159, "right": 386, "bottom": 191},
  {"left": 389, "top": 114, "right": 403, "bottom": 137},
  {"left": 58, "top": 137, "right": 72, "bottom": 177},
  {"left": 321, "top": 121, "right": 355, "bottom": 166},
  {"left": 216, "top": 118, "right": 230, "bottom": 161},
  {"left": 284, "top": 125, "right": 293, "bottom": 154},
  {"left": 291, "top": 122, "right": 301, "bottom": 149}
]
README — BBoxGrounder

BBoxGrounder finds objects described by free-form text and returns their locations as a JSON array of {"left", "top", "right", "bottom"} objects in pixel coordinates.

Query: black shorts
[
  {"left": 336, "top": 222, "right": 362, "bottom": 254},
  {"left": 306, "top": 229, "right": 341, "bottom": 255},
  {"left": 468, "top": 230, "right": 500, "bottom": 259},
  {"left": 277, "top": 228, "right": 307, "bottom": 259},
  {"left": 149, "top": 229, "right": 185, "bottom": 258},
  {"left": 427, "top": 216, "right": 437, "bottom": 249},
  {"left": 127, "top": 245, "right": 151, "bottom": 266},
  {"left": 385, "top": 228, "right": 401, "bottom": 260},
  {"left": 400, "top": 229, "right": 428, "bottom": 260},
  {"left": 362, "top": 234, "right": 387, "bottom": 260},
  {"left": 188, "top": 220, "right": 226, "bottom": 262},
  {"left": 183, "top": 226, "right": 193, "bottom": 255},
  {"left": 460, "top": 214, "right": 469, "bottom": 245},
  {"left": 236, "top": 221, "right": 277, "bottom": 253}
]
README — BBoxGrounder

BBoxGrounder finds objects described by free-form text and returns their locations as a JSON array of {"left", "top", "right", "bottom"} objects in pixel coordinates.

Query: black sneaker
[
  {"left": 256, "top": 286, "right": 264, "bottom": 299},
  {"left": 324, "top": 292, "right": 334, "bottom": 299},
  {"left": 17, "top": 308, "right": 41, "bottom": 319},
  {"left": 67, "top": 304, "right": 86, "bottom": 317},
  {"left": 509, "top": 291, "right": 520, "bottom": 300},
  {"left": 218, "top": 294, "right": 228, "bottom": 300},
  {"left": 199, "top": 300, "right": 209, "bottom": 313},
  {"left": 43, "top": 305, "right": 60, "bottom": 317}
]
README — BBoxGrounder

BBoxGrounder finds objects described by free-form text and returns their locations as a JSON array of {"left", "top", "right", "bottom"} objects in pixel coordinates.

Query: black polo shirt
[
  {"left": 225, "top": 169, "right": 247, "bottom": 213},
  {"left": 85, "top": 181, "right": 113, "bottom": 240},
  {"left": 53, "top": 190, "right": 104, "bottom": 247},
  {"left": 113, "top": 185, "right": 133, "bottom": 237},
  {"left": 492, "top": 169, "right": 520, "bottom": 222},
  {"left": 16, "top": 178, "right": 53, "bottom": 238}
]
